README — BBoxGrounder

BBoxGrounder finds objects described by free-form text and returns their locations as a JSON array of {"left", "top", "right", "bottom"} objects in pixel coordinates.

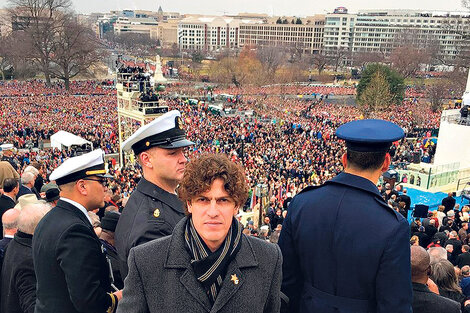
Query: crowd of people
[
  {"left": 409, "top": 191, "right": 470, "bottom": 312},
  {"left": 0, "top": 74, "right": 468, "bottom": 312},
  {"left": 0, "top": 79, "right": 444, "bottom": 212}
]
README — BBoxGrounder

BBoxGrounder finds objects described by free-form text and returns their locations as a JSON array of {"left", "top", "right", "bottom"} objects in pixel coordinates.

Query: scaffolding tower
[{"left": 117, "top": 71, "right": 168, "bottom": 167}]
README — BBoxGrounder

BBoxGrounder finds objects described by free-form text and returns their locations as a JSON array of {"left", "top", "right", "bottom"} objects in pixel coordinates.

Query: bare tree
[
  {"left": 208, "top": 48, "right": 266, "bottom": 87},
  {"left": 257, "top": 45, "right": 286, "bottom": 76},
  {"left": 8, "top": 0, "right": 72, "bottom": 86},
  {"left": 426, "top": 79, "right": 451, "bottom": 112},
  {"left": 287, "top": 39, "right": 306, "bottom": 64},
  {"left": 311, "top": 51, "right": 328, "bottom": 75},
  {"left": 0, "top": 34, "right": 13, "bottom": 80},
  {"left": 326, "top": 47, "right": 349, "bottom": 72},
  {"left": 352, "top": 51, "right": 385, "bottom": 68},
  {"left": 388, "top": 30, "right": 437, "bottom": 78},
  {"left": 389, "top": 46, "right": 431, "bottom": 78},
  {"left": 442, "top": 65, "right": 468, "bottom": 96},
  {"left": 50, "top": 15, "right": 103, "bottom": 89},
  {"left": 277, "top": 62, "right": 307, "bottom": 84},
  {"left": 0, "top": 31, "right": 37, "bottom": 79}
]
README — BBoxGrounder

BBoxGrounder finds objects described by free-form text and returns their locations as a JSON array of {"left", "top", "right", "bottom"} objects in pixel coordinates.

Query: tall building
[
  {"left": 178, "top": 16, "right": 241, "bottom": 51},
  {"left": 178, "top": 14, "right": 325, "bottom": 54},
  {"left": 113, "top": 16, "right": 159, "bottom": 37},
  {"left": 151, "top": 20, "right": 179, "bottom": 47},
  {"left": 239, "top": 16, "right": 325, "bottom": 54},
  {"left": 324, "top": 8, "right": 470, "bottom": 64},
  {"left": 353, "top": 10, "right": 470, "bottom": 63},
  {"left": 324, "top": 9, "right": 355, "bottom": 52}
]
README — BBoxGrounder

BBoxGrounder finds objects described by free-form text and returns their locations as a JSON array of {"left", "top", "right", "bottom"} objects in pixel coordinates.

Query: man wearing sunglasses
[{"left": 33, "top": 149, "right": 121, "bottom": 313}]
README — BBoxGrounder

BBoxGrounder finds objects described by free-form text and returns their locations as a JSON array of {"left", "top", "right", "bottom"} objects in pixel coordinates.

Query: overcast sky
[{"left": 0, "top": 0, "right": 467, "bottom": 16}]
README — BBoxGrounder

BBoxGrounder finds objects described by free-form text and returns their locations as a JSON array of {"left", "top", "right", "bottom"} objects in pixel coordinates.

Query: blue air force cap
[
  {"left": 121, "top": 110, "right": 194, "bottom": 155},
  {"left": 335, "top": 119, "right": 405, "bottom": 152}
]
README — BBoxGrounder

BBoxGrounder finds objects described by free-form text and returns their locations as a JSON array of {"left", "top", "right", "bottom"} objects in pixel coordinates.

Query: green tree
[
  {"left": 276, "top": 17, "right": 282, "bottom": 24},
  {"left": 358, "top": 71, "right": 394, "bottom": 116},
  {"left": 356, "top": 63, "right": 404, "bottom": 111},
  {"left": 295, "top": 18, "right": 302, "bottom": 24}
]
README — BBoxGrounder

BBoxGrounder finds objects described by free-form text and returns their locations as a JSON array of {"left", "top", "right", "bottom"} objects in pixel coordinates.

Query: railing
[
  {"left": 458, "top": 178, "right": 470, "bottom": 191},
  {"left": 441, "top": 113, "right": 470, "bottom": 126},
  {"left": 396, "top": 162, "right": 461, "bottom": 190},
  {"left": 118, "top": 98, "right": 168, "bottom": 115}
]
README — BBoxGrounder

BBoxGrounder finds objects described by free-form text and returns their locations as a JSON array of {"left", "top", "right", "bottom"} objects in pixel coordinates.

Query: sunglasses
[{"left": 82, "top": 178, "right": 108, "bottom": 186}]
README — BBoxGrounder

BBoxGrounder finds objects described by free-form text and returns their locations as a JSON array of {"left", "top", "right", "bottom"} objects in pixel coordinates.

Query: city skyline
[{"left": 0, "top": 0, "right": 468, "bottom": 16}]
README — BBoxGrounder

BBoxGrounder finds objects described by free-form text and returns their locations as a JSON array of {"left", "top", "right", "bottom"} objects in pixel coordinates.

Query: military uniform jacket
[
  {"left": 32, "top": 200, "right": 114, "bottom": 313},
  {"left": 115, "top": 177, "right": 185, "bottom": 277},
  {"left": 116, "top": 217, "right": 282, "bottom": 313},
  {"left": 279, "top": 172, "right": 412, "bottom": 313}
]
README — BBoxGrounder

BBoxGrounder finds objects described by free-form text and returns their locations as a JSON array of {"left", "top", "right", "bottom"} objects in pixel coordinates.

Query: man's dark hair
[
  {"left": 463, "top": 245, "right": 470, "bottom": 253},
  {"left": 3, "top": 178, "right": 18, "bottom": 193},
  {"left": 346, "top": 150, "right": 386, "bottom": 171}
]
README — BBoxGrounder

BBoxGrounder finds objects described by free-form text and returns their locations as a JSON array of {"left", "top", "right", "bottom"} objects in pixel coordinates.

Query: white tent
[{"left": 50, "top": 131, "right": 92, "bottom": 150}]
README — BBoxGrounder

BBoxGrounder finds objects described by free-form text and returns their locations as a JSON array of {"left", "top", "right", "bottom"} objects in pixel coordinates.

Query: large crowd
[
  {"left": 0, "top": 75, "right": 469, "bottom": 312},
  {"left": 0, "top": 78, "right": 444, "bottom": 209}
]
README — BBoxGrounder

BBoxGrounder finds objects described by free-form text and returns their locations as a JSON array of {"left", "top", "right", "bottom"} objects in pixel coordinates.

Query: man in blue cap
[
  {"left": 115, "top": 110, "right": 194, "bottom": 278},
  {"left": 279, "top": 119, "right": 412, "bottom": 313}
]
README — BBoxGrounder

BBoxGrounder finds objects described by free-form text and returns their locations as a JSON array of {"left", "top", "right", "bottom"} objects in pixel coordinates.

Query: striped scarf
[{"left": 184, "top": 216, "right": 242, "bottom": 304}]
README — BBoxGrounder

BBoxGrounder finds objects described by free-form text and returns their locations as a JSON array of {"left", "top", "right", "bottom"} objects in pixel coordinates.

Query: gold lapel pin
[
  {"left": 230, "top": 274, "right": 239, "bottom": 285},
  {"left": 153, "top": 208, "right": 160, "bottom": 218}
]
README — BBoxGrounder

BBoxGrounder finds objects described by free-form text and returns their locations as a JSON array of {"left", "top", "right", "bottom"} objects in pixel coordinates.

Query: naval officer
[
  {"left": 33, "top": 149, "right": 121, "bottom": 313},
  {"left": 115, "top": 110, "right": 194, "bottom": 278},
  {"left": 279, "top": 119, "right": 412, "bottom": 313}
]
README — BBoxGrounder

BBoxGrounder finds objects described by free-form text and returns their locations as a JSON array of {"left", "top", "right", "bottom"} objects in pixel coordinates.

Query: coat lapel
[
  {"left": 54, "top": 199, "right": 95, "bottom": 233},
  {"left": 165, "top": 218, "right": 211, "bottom": 312},
  {"left": 210, "top": 262, "right": 244, "bottom": 313},
  {"left": 210, "top": 235, "right": 258, "bottom": 313},
  {"left": 179, "top": 267, "right": 212, "bottom": 312}
]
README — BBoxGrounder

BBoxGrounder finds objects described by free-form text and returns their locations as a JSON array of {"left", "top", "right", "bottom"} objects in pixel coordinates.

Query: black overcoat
[{"left": 32, "top": 199, "right": 114, "bottom": 313}]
